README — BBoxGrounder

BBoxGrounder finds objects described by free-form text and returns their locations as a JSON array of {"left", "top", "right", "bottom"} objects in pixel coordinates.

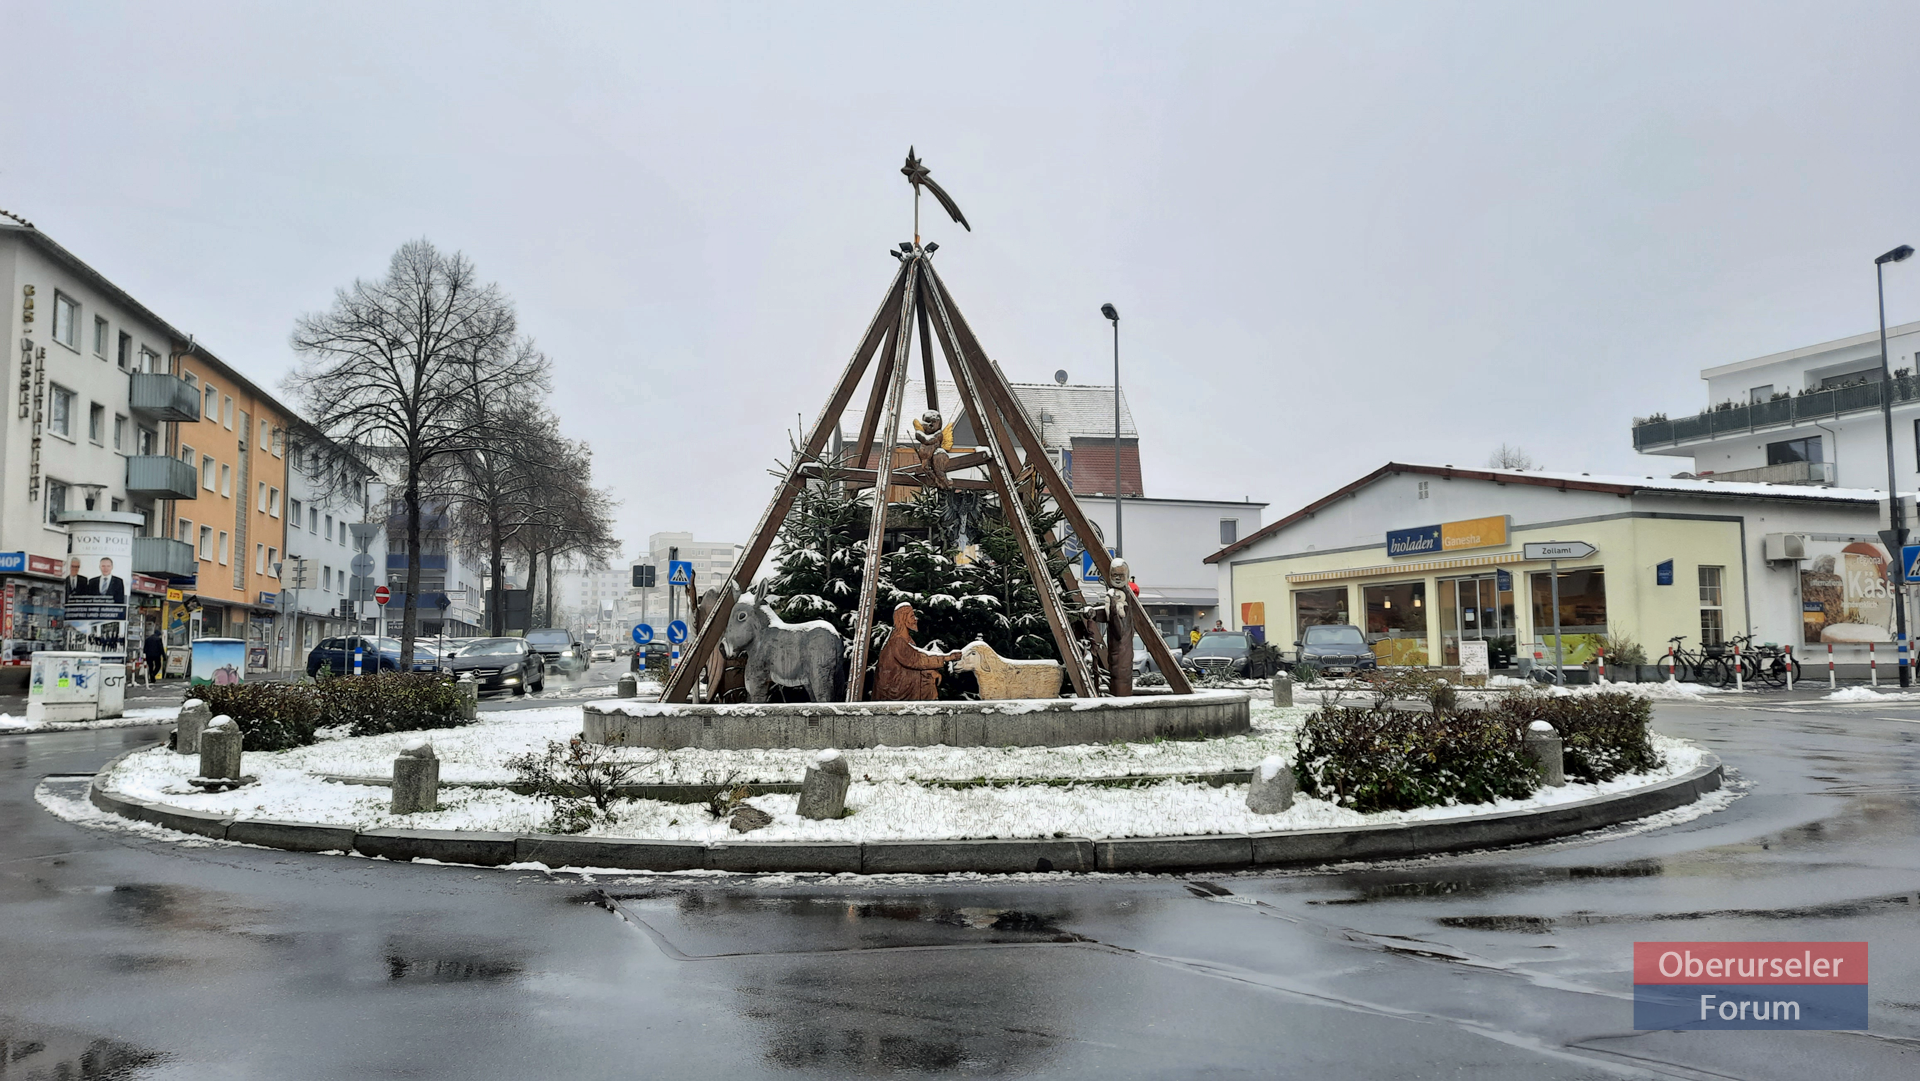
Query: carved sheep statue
[{"left": 953, "top": 640, "right": 1064, "bottom": 700}]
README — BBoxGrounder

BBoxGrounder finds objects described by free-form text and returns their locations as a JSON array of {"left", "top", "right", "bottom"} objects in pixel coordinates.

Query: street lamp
[
  {"left": 1875, "top": 243, "right": 1914, "bottom": 686},
  {"left": 1101, "top": 302, "right": 1122, "bottom": 558}
]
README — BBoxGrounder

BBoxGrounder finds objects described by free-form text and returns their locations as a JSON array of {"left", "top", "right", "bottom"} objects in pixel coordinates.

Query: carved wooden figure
[
  {"left": 912, "top": 410, "right": 952, "bottom": 489},
  {"left": 954, "top": 640, "right": 1064, "bottom": 700},
  {"left": 873, "top": 603, "right": 960, "bottom": 701},
  {"left": 721, "top": 595, "right": 843, "bottom": 703},
  {"left": 1081, "top": 558, "right": 1135, "bottom": 697}
]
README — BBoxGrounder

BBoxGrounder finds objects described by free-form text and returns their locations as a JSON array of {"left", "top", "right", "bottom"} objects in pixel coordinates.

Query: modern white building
[
  {"left": 1079, "top": 495, "right": 1266, "bottom": 645},
  {"left": 280, "top": 423, "right": 384, "bottom": 667},
  {"left": 1634, "top": 319, "right": 1920, "bottom": 489},
  {"left": 626, "top": 532, "right": 742, "bottom": 633}
]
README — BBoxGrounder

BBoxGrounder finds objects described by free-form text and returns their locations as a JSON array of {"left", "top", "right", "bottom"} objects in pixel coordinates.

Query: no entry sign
[{"left": 373, "top": 585, "right": 391, "bottom": 606}]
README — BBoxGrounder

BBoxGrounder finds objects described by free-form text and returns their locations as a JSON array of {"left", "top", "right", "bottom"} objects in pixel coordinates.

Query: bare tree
[
  {"left": 1488, "top": 444, "right": 1536, "bottom": 471},
  {"left": 514, "top": 440, "right": 618, "bottom": 628},
  {"left": 446, "top": 353, "right": 560, "bottom": 634},
  {"left": 287, "top": 239, "right": 536, "bottom": 665}
]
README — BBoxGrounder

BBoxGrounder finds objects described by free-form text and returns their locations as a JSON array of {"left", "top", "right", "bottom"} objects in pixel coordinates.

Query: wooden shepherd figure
[
  {"left": 1081, "top": 558, "right": 1135, "bottom": 697},
  {"left": 912, "top": 410, "right": 952, "bottom": 489},
  {"left": 873, "top": 602, "right": 960, "bottom": 700}
]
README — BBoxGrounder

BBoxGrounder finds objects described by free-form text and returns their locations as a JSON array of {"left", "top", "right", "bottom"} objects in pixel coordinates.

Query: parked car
[
  {"left": 1294, "top": 624, "right": 1377, "bottom": 677},
  {"left": 441, "top": 637, "right": 547, "bottom": 696},
  {"left": 1132, "top": 635, "right": 1158, "bottom": 676},
  {"left": 1182, "top": 631, "right": 1252, "bottom": 679},
  {"left": 590, "top": 645, "right": 616, "bottom": 663},
  {"left": 307, "top": 636, "right": 405, "bottom": 677},
  {"left": 525, "top": 628, "right": 588, "bottom": 678}
]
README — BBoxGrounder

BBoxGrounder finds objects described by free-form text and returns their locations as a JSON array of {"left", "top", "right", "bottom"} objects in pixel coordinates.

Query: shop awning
[{"left": 1286, "top": 551, "right": 1527, "bottom": 584}]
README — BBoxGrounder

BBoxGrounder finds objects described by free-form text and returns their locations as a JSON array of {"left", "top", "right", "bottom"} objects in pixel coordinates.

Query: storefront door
[{"left": 1439, "top": 574, "right": 1514, "bottom": 666}]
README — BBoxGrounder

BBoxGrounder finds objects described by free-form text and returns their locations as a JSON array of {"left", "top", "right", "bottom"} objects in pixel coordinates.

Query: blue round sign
[
  {"left": 631, "top": 624, "right": 653, "bottom": 645},
  {"left": 667, "top": 619, "right": 689, "bottom": 644}
]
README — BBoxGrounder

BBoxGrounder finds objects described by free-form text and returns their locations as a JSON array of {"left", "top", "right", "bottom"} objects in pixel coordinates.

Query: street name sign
[{"left": 1524, "top": 541, "right": 1597, "bottom": 560}]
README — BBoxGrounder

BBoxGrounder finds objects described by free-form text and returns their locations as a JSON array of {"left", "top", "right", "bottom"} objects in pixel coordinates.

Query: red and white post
[
  {"left": 1871, "top": 641, "right": 1879, "bottom": 688},
  {"left": 1597, "top": 647, "right": 1607, "bottom": 684},
  {"left": 1828, "top": 642, "right": 1836, "bottom": 689},
  {"left": 1784, "top": 644, "right": 1794, "bottom": 691},
  {"left": 1666, "top": 643, "right": 1677, "bottom": 682},
  {"left": 1732, "top": 639, "right": 1743, "bottom": 692}
]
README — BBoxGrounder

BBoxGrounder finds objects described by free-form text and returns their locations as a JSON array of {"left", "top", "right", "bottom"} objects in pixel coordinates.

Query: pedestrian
[
  {"left": 1212, "top": 620, "right": 1226, "bottom": 633},
  {"left": 1188, "top": 626, "right": 1201, "bottom": 653},
  {"left": 144, "top": 629, "right": 164, "bottom": 682}
]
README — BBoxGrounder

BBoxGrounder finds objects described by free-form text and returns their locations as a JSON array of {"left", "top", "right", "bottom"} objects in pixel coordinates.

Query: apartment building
[
  {"left": 0, "top": 212, "right": 195, "bottom": 672},
  {"left": 282, "top": 422, "right": 382, "bottom": 666},
  {"left": 626, "top": 532, "right": 743, "bottom": 631}
]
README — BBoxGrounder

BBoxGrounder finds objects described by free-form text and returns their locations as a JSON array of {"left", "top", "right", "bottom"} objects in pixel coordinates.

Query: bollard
[
  {"left": 1271, "top": 673, "right": 1293, "bottom": 707},
  {"left": 1665, "top": 645, "right": 1677, "bottom": 682},
  {"left": 174, "top": 698, "right": 213, "bottom": 755},
  {"left": 1523, "top": 720, "right": 1565, "bottom": 787},
  {"left": 1597, "top": 647, "right": 1607, "bottom": 684},
  {"left": 1246, "top": 754, "right": 1295, "bottom": 813},
  {"left": 1871, "top": 642, "right": 1878, "bottom": 688},
  {"left": 1828, "top": 642, "right": 1836, "bottom": 690},
  {"left": 196, "top": 716, "right": 243, "bottom": 782},
  {"left": 616, "top": 672, "right": 638, "bottom": 699},
  {"left": 1784, "top": 644, "right": 1794, "bottom": 691},
  {"left": 455, "top": 673, "right": 479, "bottom": 721},
  {"left": 796, "top": 748, "right": 851, "bottom": 820},
  {"left": 391, "top": 739, "right": 440, "bottom": 814},
  {"left": 1732, "top": 640, "right": 1743, "bottom": 692}
]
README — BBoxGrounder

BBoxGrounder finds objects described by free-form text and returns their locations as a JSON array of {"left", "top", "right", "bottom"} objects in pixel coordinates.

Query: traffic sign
[
  {"left": 350, "top": 553, "right": 375, "bottom": 577},
  {"left": 668, "top": 560, "right": 694, "bottom": 586},
  {"left": 373, "top": 584, "right": 391, "bottom": 606},
  {"left": 667, "top": 619, "right": 688, "bottom": 643},
  {"left": 1904, "top": 545, "right": 1920, "bottom": 583},
  {"left": 1523, "top": 541, "right": 1596, "bottom": 561},
  {"left": 632, "top": 623, "right": 654, "bottom": 644}
]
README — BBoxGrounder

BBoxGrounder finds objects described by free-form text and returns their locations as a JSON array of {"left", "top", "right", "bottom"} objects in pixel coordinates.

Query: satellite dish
[{"left": 1054, "top": 369, "right": 1068, "bottom": 385}]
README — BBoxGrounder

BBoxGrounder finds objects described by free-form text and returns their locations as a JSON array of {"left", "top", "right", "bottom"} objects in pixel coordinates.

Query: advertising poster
[
  {"left": 1800, "top": 540, "right": 1895, "bottom": 645},
  {"left": 188, "top": 638, "right": 246, "bottom": 687},
  {"left": 64, "top": 521, "right": 134, "bottom": 652}
]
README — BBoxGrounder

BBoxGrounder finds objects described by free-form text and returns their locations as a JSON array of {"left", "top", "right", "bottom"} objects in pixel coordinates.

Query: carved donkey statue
[{"left": 719, "top": 595, "right": 844, "bottom": 703}]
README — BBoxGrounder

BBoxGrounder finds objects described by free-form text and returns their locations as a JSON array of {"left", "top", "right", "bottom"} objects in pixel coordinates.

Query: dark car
[
  {"left": 441, "top": 637, "right": 547, "bottom": 696},
  {"left": 1294, "top": 624, "right": 1378, "bottom": 676},
  {"left": 307, "top": 636, "right": 406, "bottom": 677},
  {"left": 525, "top": 628, "right": 587, "bottom": 679},
  {"left": 1182, "top": 631, "right": 1252, "bottom": 680}
]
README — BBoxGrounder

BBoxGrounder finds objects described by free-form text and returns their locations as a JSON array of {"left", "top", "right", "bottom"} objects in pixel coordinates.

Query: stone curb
[{"left": 81, "top": 754, "right": 1723, "bottom": 875}]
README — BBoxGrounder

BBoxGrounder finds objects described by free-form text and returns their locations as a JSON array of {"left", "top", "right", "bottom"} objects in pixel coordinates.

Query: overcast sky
[{"left": 10, "top": 2, "right": 1920, "bottom": 556}]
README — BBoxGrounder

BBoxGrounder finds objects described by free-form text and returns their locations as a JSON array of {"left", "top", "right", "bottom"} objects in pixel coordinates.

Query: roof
[
  {"left": 1702, "top": 319, "right": 1920, "bottom": 380},
  {"left": 838, "top": 379, "right": 1136, "bottom": 447},
  {"left": 1204, "top": 462, "right": 1886, "bottom": 565}
]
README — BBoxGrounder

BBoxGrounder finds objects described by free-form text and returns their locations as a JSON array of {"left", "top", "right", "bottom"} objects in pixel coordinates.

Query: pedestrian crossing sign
[
  {"left": 1904, "top": 545, "right": 1920, "bottom": 582},
  {"left": 668, "top": 560, "right": 694, "bottom": 586}
]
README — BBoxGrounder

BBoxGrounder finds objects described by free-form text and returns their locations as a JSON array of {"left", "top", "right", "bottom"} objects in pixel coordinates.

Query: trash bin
[{"left": 26, "top": 652, "right": 102, "bottom": 724}]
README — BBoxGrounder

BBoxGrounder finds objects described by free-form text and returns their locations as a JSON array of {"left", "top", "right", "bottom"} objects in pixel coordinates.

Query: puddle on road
[
  {"left": 1309, "top": 859, "right": 1667, "bottom": 906},
  {"left": 382, "top": 935, "right": 525, "bottom": 984},
  {"left": 0, "top": 1015, "right": 163, "bottom": 1079},
  {"left": 657, "top": 891, "right": 1086, "bottom": 944}
]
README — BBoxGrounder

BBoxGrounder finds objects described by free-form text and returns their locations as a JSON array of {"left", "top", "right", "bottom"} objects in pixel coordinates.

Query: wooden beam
[
  {"left": 916, "top": 276, "right": 939, "bottom": 412},
  {"left": 851, "top": 316, "right": 901, "bottom": 470},
  {"left": 663, "top": 263, "right": 911, "bottom": 703},
  {"left": 925, "top": 265, "right": 1195, "bottom": 695},
  {"left": 799, "top": 449, "right": 993, "bottom": 485},
  {"left": 845, "top": 262, "right": 921, "bottom": 701},
  {"left": 921, "top": 269, "right": 1095, "bottom": 698}
]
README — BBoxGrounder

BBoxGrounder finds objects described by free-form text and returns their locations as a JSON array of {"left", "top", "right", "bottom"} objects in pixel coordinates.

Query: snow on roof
[
  {"left": 838, "top": 380, "right": 1136, "bottom": 446},
  {"left": 1470, "top": 465, "right": 1889, "bottom": 502}
]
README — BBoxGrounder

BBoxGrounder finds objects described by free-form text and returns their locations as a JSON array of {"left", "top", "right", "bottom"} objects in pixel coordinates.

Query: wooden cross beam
[{"left": 662, "top": 263, "right": 912, "bottom": 703}]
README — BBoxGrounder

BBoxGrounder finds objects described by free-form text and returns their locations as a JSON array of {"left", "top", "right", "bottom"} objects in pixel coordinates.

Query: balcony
[
  {"left": 1698, "top": 461, "right": 1837, "bottom": 486},
  {"left": 1634, "top": 378, "right": 1909, "bottom": 452},
  {"left": 132, "top": 536, "right": 197, "bottom": 578},
  {"left": 128, "top": 372, "right": 202, "bottom": 421},
  {"left": 125, "top": 455, "right": 198, "bottom": 500}
]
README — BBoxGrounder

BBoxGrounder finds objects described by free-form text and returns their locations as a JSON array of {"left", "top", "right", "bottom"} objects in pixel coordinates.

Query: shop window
[
  {"left": 1363, "top": 581, "right": 1427, "bottom": 665},
  {"left": 1698, "top": 566, "right": 1725, "bottom": 647},
  {"left": 1530, "top": 568, "right": 1608, "bottom": 661},
  {"left": 1766, "top": 436, "right": 1822, "bottom": 465},
  {"left": 1292, "top": 586, "right": 1350, "bottom": 643}
]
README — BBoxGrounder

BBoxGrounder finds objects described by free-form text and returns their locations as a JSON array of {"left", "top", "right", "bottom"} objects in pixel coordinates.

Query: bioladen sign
[{"left": 1633, "top": 942, "right": 1867, "bottom": 1029}]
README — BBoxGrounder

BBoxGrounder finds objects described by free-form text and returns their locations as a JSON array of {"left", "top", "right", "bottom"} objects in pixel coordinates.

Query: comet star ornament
[{"left": 902, "top": 146, "right": 970, "bottom": 245}]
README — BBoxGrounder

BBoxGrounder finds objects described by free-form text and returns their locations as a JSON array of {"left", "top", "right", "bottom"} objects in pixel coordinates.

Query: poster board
[{"left": 1800, "top": 540, "right": 1894, "bottom": 644}]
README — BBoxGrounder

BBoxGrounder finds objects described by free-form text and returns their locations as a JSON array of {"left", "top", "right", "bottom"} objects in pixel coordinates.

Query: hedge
[
  {"left": 1491, "top": 692, "right": 1663, "bottom": 782},
  {"left": 186, "top": 672, "right": 472, "bottom": 749},
  {"left": 185, "top": 682, "right": 322, "bottom": 752}
]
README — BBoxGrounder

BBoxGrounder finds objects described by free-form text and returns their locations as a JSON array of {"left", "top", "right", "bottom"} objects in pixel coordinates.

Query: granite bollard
[
  {"left": 175, "top": 699, "right": 213, "bottom": 755},
  {"left": 391, "top": 739, "right": 441, "bottom": 814},
  {"left": 455, "top": 674, "right": 479, "bottom": 721},
  {"left": 616, "top": 673, "right": 638, "bottom": 699},
  {"left": 796, "top": 748, "right": 851, "bottom": 820},
  {"left": 1524, "top": 720, "right": 1565, "bottom": 787},
  {"left": 196, "top": 716, "right": 244, "bottom": 783},
  {"left": 1271, "top": 674, "right": 1293, "bottom": 707},
  {"left": 1246, "top": 754, "right": 1294, "bottom": 814}
]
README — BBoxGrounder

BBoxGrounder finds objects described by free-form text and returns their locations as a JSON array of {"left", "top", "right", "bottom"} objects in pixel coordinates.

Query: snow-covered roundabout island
[{"left": 73, "top": 692, "right": 1727, "bottom": 876}]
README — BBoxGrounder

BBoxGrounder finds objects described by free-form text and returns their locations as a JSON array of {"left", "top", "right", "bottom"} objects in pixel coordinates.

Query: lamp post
[
  {"left": 1876, "top": 243, "right": 1914, "bottom": 686},
  {"left": 1101, "top": 303, "right": 1123, "bottom": 558}
]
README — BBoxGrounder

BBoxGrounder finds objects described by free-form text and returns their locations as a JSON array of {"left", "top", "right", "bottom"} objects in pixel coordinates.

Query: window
[
  {"left": 45, "top": 479, "right": 69, "bottom": 522},
  {"left": 1749, "top": 385, "right": 1775, "bottom": 404},
  {"left": 270, "top": 488, "right": 282, "bottom": 517},
  {"left": 138, "top": 426, "right": 156, "bottom": 455},
  {"left": 1818, "top": 366, "right": 1879, "bottom": 389},
  {"left": 204, "top": 384, "right": 216, "bottom": 418},
  {"left": 53, "top": 292, "right": 78, "bottom": 349},
  {"left": 199, "top": 526, "right": 213, "bottom": 559},
  {"left": 1530, "top": 568, "right": 1608, "bottom": 656},
  {"left": 93, "top": 316, "right": 108, "bottom": 357},
  {"left": 1699, "top": 566, "right": 1725, "bottom": 647},
  {"left": 202, "top": 455, "right": 216, "bottom": 491},
  {"left": 88, "top": 402, "right": 105, "bottom": 443},
  {"left": 289, "top": 497, "right": 303, "bottom": 525},
  {"left": 1292, "top": 586, "right": 1351, "bottom": 642},
  {"left": 309, "top": 507, "right": 318, "bottom": 532},
  {"left": 323, "top": 566, "right": 333, "bottom": 591},
  {"left": 218, "top": 531, "right": 230, "bottom": 565},
  {"left": 255, "top": 544, "right": 265, "bottom": 574},
  {"left": 1219, "top": 518, "right": 1238, "bottom": 545},
  {"left": 111, "top": 498, "right": 124, "bottom": 512},
  {"left": 113, "top": 414, "right": 126, "bottom": 450},
  {"left": 257, "top": 481, "right": 268, "bottom": 512},
  {"left": 325, "top": 514, "right": 334, "bottom": 541},
  {"left": 178, "top": 518, "right": 191, "bottom": 543},
  {"left": 138, "top": 347, "right": 157, "bottom": 373},
  {"left": 1767, "top": 436, "right": 1823, "bottom": 465},
  {"left": 1418, "top": 480, "right": 1430, "bottom": 499},
  {"left": 219, "top": 463, "right": 231, "bottom": 497},
  {"left": 268, "top": 547, "right": 278, "bottom": 575},
  {"left": 1363, "top": 581, "right": 1428, "bottom": 664},
  {"left": 238, "top": 410, "right": 248, "bottom": 446},
  {"left": 222, "top": 396, "right": 234, "bottom": 429},
  {"left": 117, "top": 331, "right": 132, "bottom": 370},
  {"left": 48, "top": 384, "right": 74, "bottom": 436}
]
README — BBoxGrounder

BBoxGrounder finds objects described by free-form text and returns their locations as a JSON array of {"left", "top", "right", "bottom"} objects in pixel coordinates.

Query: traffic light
[{"left": 633, "top": 565, "right": 655, "bottom": 588}]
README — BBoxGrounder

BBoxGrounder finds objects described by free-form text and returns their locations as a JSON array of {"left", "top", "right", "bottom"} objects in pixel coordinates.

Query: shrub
[
  {"left": 186, "top": 682, "right": 322, "bottom": 751},
  {"left": 507, "top": 736, "right": 645, "bottom": 833},
  {"left": 313, "top": 672, "right": 471, "bottom": 737},
  {"left": 1493, "top": 691, "right": 1662, "bottom": 782},
  {"left": 1293, "top": 707, "right": 1537, "bottom": 812},
  {"left": 1598, "top": 631, "right": 1647, "bottom": 667}
]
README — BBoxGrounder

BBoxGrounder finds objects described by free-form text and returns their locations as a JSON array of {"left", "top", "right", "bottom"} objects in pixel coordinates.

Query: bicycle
[
  {"left": 1727, "top": 634, "right": 1801, "bottom": 688},
  {"left": 1663, "top": 635, "right": 1733, "bottom": 687}
]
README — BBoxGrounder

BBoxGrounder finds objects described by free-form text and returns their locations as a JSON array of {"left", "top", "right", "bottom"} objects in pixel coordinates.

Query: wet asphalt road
[{"left": 3, "top": 690, "right": 1919, "bottom": 1079}]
